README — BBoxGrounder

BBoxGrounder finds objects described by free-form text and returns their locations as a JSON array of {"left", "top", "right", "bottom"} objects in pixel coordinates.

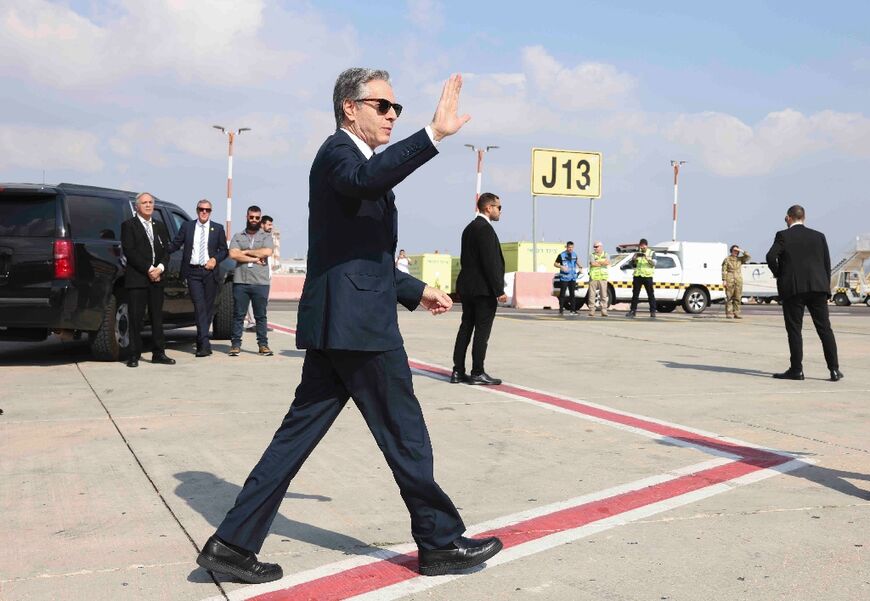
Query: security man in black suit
[
  {"left": 120, "top": 192, "right": 176, "bottom": 367},
  {"left": 167, "top": 199, "right": 228, "bottom": 357},
  {"left": 766, "top": 204, "right": 842, "bottom": 381},
  {"left": 197, "top": 69, "right": 502, "bottom": 584},
  {"left": 451, "top": 193, "right": 506, "bottom": 385}
]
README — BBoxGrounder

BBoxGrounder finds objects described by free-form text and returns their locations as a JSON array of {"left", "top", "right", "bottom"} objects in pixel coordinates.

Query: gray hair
[
  {"left": 333, "top": 68, "right": 391, "bottom": 129},
  {"left": 135, "top": 192, "right": 154, "bottom": 206}
]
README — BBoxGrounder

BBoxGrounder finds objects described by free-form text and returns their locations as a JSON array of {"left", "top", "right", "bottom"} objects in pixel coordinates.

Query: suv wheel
[
  {"left": 89, "top": 292, "right": 132, "bottom": 361},
  {"left": 212, "top": 281, "right": 233, "bottom": 340}
]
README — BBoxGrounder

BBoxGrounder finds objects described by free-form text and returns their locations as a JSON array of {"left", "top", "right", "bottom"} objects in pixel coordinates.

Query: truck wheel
[
  {"left": 212, "top": 281, "right": 233, "bottom": 340},
  {"left": 865, "top": 297, "right": 870, "bottom": 307},
  {"left": 682, "top": 286, "right": 709, "bottom": 314},
  {"left": 833, "top": 293, "right": 851, "bottom": 306},
  {"left": 89, "top": 292, "right": 132, "bottom": 361},
  {"left": 608, "top": 285, "right": 616, "bottom": 308},
  {"left": 656, "top": 302, "right": 677, "bottom": 313},
  {"left": 572, "top": 297, "right": 586, "bottom": 311}
]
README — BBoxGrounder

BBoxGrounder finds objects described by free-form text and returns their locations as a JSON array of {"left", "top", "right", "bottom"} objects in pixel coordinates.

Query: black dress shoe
[
  {"left": 468, "top": 372, "right": 502, "bottom": 385},
  {"left": 151, "top": 353, "right": 176, "bottom": 365},
  {"left": 449, "top": 369, "right": 468, "bottom": 384},
  {"left": 830, "top": 369, "right": 844, "bottom": 382},
  {"left": 126, "top": 357, "right": 139, "bottom": 368},
  {"left": 196, "top": 535, "right": 283, "bottom": 584},
  {"left": 772, "top": 370, "right": 804, "bottom": 380},
  {"left": 418, "top": 536, "right": 503, "bottom": 576},
  {"left": 195, "top": 348, "right": 211, "bottom": 358}
]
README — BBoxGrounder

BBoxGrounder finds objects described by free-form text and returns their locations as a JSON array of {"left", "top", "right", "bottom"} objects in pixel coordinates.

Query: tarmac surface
[{"left": 1, "top": 301, "right": 868, "bottom": 600}]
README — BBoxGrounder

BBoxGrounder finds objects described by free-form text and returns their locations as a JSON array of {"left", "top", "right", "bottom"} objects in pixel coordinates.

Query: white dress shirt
[
  {"left": 136, "top": 214, "right": 164, "bottom": 273},
  {"left": 191, "top": 219, "right": 210, "bottom": 265}
]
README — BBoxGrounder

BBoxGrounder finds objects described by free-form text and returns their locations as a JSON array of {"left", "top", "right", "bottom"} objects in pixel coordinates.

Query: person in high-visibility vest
[
  {"left": 586, "top": 241, "right": 610, "bottom": 317},
  {"left": 554, "top": 241, "right": 582, "bottom": 315},
  {"left": 626, "top": 238, "right": 657, "bottom": 318}
]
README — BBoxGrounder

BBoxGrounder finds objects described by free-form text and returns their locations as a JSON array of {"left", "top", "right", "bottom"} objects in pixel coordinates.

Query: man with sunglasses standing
[
  {"left": 168, "top": 199, "right": 228, "bottom": 357},
  {"left": 227, "top": 205, "right": 274, "bottom": 357},
  {"left": 197, "top": 68, "right": 503, "bottom": 584}
]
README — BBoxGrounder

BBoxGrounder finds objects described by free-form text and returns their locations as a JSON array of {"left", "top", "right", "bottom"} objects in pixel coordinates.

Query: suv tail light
[{"left": 54, "top": 239, "right": 75, "bottom": 279}]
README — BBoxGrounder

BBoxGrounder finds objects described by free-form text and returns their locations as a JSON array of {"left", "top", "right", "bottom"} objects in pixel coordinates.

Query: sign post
[{"left": 530, "top": 148, "right": 602, "bottom": 271}]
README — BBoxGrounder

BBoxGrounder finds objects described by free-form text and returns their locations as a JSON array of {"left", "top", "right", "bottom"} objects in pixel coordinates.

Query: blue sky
[{"left": 2, "top": 0, "right": 868, "bottom": 261}]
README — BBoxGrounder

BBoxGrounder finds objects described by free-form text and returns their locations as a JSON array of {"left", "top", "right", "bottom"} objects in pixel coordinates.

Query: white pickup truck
[{"left": 553, "top": 241, "right": 729, "bottom": 313}]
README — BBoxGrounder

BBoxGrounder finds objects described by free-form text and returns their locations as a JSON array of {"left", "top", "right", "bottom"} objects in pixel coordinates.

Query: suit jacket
[
  {"left": 168, "top": 220, "right": 229, "bottom": 281},
  {"left": 456, "top": 216, "right": 505, "bottom": 298},
  {"left": 765, "top": 223, "right": 831, "bottom": 300},
  {"left": 121, "top": 216, "right": 171, "bottom": 289},
  {"left": 295, "top": 128, "right": 436, "bottom": 351}
]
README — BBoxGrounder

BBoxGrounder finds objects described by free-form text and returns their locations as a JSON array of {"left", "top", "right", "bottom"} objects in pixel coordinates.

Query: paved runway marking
[{"left": 202, "top": 323, "right": 803, "bottom": 601}]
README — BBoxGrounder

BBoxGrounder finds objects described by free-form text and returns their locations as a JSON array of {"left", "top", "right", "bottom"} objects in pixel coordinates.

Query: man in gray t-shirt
[{"left": 228, "top": 205, "right": 275, "bottom": 356}]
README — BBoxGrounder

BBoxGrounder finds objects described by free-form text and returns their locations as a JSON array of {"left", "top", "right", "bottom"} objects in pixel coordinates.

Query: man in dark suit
[
  {"left": 197, "top": 68, "right": 502, "bottom": 584},
  {"left": 167, "top": 199, "right": 228, "bottom": 357},
  {"left": 451, "top": 193, "right": 506, "bottom": 385},
  {"left": 766, "top": 204, "right": 842, "bottom": 381},
  {"left": 120, "top": 192, "right": 176, "bottom": 367}
]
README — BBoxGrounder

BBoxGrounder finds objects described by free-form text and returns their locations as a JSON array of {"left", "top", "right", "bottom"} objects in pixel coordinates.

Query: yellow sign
[{"left": 531, "top": 148, "right": 602, "bottom": 198}]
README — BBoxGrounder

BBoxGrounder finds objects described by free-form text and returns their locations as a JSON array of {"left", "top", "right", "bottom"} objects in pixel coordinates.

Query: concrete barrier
[
  {"left": 269, "top": 274, "right": 306, "bottom": 301},
  {"left": 512, "top": 271, "right": 557, "bottom": 309}
]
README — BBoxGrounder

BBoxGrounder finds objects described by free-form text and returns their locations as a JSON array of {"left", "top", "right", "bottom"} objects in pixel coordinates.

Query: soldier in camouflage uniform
[{"left": 722, "top": 244, "right": 751, "bottom": 318}]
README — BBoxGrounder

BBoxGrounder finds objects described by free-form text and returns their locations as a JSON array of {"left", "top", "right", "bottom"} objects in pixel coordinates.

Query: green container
[
  {"left": 500, "top": 241, "right": 566, "bottom": 272},
  {"left": 409, "top": 253, "right": 453, "bottom": 293}
]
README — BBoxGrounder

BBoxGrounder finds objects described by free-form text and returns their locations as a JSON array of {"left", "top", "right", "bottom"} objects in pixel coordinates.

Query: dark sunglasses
[
  {"left": 197, "top": 207, "right": 212, "bottom": 213},
  {"left": 248, "top": 215, "right": 261, "bottom": 221},
  {"left": 357, "top": 98, "right": 403, "bottom": 118}
]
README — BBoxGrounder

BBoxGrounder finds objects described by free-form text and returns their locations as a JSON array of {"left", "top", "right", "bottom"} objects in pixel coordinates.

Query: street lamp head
[
  {"left": 464, "top": 144, "right": 475, "bottom": 150},
  {"left": 213, "top": 125, "right": 226, "bottom": 133},
  {"left": 486, "top": 145, "right": 500, "bottom": 151},
  {"left": 238, "top": 127, "right": 252, "bottom": 134}
]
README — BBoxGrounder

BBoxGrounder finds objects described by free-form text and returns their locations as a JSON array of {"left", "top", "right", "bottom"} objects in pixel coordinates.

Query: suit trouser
[
  {"left": 216, "top": 347, "right": 465, "bottom": 553},
  {"left": 586, "top": 280, "right": 609, "bottom": 315},
  {"left": 452, "top": 295, "right": 498, "bottom": 375},
  {"left": 629, "top": 276, "right": 656, "bottom": 314},
  {"left": 558, "top": 281, "right": 577, "bottom": 311},
  {"left": 127, "top": 284, "right": 165, "bottom": 358},
  {"left": 782, "top": 291, "right": 839, "bottom": 371},
  {"left": 724, "top": 280, "right": 743, "bottom": 316},
  {"left": 187, "top": 266, "right": 218, "bottom": 349}
]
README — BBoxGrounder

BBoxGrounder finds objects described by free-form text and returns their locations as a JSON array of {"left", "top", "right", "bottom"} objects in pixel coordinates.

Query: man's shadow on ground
[
  {"left": 659, "top": 360, "right": 772, "bottom": 378},
  {"left": 175, "top": 471, "right": 380, "bottom": 583}
]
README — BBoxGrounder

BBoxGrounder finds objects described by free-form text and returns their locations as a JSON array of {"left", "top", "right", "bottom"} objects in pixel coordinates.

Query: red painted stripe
[
  {"left": 406, "top": 360, "right": 784, "bottom": 465},
  {"left": 246, "top": 457, "right": 787, "bottom": 601}
]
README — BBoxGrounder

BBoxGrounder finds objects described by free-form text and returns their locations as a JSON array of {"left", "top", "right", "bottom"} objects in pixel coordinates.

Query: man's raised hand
[{"left": 429, "top": 74, "right": 471, "bottom": 141}]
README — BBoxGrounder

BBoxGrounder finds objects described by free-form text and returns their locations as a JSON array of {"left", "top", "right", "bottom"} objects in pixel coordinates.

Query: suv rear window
[
  {"left": 67, "top": 195, "right": 130, "bottom": 240},
  {"left": 0, "top": 193, "right": 58, "bottom": 237}
]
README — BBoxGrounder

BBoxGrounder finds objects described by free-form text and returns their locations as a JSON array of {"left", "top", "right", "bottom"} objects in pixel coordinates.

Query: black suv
[{"left": 0, "top": 183, "right": 234, "bottom": 360}]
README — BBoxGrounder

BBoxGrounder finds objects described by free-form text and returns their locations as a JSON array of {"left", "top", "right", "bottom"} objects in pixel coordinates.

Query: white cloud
[
  {"left": 109, "top": 114, "right": 296, "bottom": 166},
  {"left": 521, "top": 46, "right": 636, "bottom": 111},
  {"left": 0, "top": 125, "right": 103, "bottom": 171},
  {"left": 406, "top": 0, "right": 444, "bottom": 31},
  {"left": 667, "top": 109, "right": 870, "bottom": 176},
  {"left": 0, "top": 0, "right": 354, "bottom": 89}
]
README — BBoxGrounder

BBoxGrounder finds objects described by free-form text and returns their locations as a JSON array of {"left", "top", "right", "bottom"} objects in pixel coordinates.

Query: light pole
[
  {"left": 464, "top": 144, "right": 499, "bottom": 212},
  {"left": 213, "top": 125, "right": 251, "bottom": 239},
  {"left": 670, "top": 160, "right": 687, "bottom": 241}
]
